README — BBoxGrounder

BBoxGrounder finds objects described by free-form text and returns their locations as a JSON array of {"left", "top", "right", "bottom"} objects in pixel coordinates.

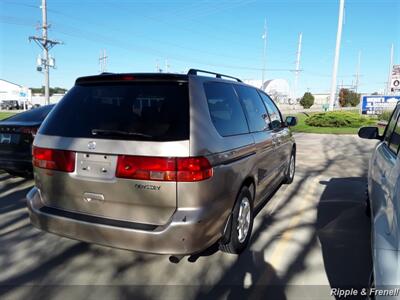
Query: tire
[
  {"left": 220, "top": 186, "right": 254, "bottom": 254},
  {"left": 283, "top": 149, "right": 296, "bottom": 184}
]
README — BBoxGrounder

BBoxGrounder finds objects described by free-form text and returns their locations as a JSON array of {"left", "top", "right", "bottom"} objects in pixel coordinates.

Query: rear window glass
[
  {"left": 39, "top": 82, "right": 189, "bottom": 141},
  {"left": 204, "top": 82, "right": 249, "bottom": 137},
  {"left": 3, "top": 105, "right": 54, "bottom": 123}
]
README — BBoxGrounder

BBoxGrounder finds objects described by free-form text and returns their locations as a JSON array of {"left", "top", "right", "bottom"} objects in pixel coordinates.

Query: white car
[{"left": 359, "top": 102, "right": 400, "bottom": 299}]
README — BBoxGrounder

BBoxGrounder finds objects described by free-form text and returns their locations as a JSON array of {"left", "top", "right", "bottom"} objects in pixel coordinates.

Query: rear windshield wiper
[{"left": 91, "top": 129, "right": 154, "bottom": 138}]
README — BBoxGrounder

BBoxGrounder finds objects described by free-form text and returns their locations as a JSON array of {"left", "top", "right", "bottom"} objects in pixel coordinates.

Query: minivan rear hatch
[{"left": 34, "top": 75, "right": 190, "bottom": 226}]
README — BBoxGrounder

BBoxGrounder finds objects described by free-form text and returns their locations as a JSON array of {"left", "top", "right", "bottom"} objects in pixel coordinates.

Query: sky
[{"left": 0, "top": 0, "right": 399, "bottom": 95}]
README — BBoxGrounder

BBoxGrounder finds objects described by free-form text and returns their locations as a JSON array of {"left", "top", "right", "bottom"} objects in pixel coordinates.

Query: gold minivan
[{"left": 27, "top": 69, "right": 297, "bottom": 256}]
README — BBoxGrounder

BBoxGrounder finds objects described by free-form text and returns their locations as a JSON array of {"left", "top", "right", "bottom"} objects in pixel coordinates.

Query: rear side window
[
  {"left": 233, "top": 85, "right": 268, "bottom": 132},
  {"left": 384, "top": 106, "right": 400, "bottom": 146},
  {"left": 3, "top": 105, "right": 54, "bottom": 123},
  {"left": 258, "top": 92, "right": 282, "bottom": 125},
  {"left": 40, "top": 82, "right": 189, "bottom": 141},
  {"left": 204, "top": 82, "right": 249, "bottom": 136}
]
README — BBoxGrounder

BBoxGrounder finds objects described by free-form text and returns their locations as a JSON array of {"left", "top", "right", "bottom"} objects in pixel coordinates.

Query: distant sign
[
  {"left": 361, "top": 95, "right": 400, "bottom": 115},
  {"left": 391, "top": 65, "right": 400, "bottom": 91}
]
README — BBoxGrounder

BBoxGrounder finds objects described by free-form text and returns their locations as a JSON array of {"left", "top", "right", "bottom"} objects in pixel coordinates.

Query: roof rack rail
[{"left": 187, "top": 69, "right": 242, "bottom": 82}]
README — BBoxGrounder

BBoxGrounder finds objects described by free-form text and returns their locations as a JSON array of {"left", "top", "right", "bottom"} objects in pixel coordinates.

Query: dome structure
[{"left": 262, "top": 79, "right": 290, "bottom": 104}]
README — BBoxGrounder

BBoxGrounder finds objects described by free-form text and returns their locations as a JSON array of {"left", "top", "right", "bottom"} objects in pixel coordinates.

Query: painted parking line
[
  {"left": 269, "top": 175, "right": 320, "bottom": 268},
  {"left": 249, "top": 175, "right": 322, "bottom": 300}
]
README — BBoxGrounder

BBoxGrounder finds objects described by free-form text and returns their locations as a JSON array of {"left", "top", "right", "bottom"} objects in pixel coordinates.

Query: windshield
[{"left": 39, "top": 81, "right": 189, "bottom": 141}]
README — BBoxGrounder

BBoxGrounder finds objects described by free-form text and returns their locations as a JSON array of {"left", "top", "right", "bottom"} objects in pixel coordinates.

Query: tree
[
  {"left": 338, "top": 88, "right": 360, "bottom": 107},
  {"left": 300, "top": 92, "right": 315, "bottom": 109}
]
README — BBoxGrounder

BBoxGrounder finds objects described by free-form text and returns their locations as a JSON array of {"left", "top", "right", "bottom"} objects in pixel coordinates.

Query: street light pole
[
  {"left": 261, "top": 18, "right": 267, "bottom": 90},
  {"left": 328, "top": 0, "right": 345, "bottom": 111},
  {"left": 293, "top": 32, "right": 303, "bottom": 104}
]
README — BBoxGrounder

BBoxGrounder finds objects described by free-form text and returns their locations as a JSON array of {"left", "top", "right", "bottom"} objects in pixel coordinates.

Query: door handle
[
  {"left": 83, "top": 192, "right": 105, "bottom": 203},
  {"left": 274, "top": 136, "right": 281, "bottom": 146}
]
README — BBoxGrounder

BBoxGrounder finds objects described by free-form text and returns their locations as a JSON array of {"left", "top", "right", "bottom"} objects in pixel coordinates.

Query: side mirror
[
  {"left": 285, "top": 116, "right": 297, "bottom": 127},
  {"left": 358, "top": 126, "right": 381, "bottom": 140}
]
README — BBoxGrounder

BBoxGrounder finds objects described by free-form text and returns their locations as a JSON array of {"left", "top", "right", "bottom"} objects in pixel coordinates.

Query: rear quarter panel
[{"left": 183, "top": 77, "right": 285, "bottom": 238}]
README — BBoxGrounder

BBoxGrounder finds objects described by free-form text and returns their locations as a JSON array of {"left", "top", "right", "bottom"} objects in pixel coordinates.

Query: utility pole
[
  {"left": 386, "top": 44, "right": 394, "bottom": 95},
  {"left": 29, "top": 0, "right": 62, "bottom": 105},
  {"left": 354, "top": 51, "right": 361, "bottom": 93},
  {"left": 99, "top": 49, "right": 108, "bottom": 73},
  {"left": 328, "top": 0, "right": 345, "bottom": 111},
  {"left": 293, "top": 32, "right": 303, "bottom": 103},
  {"left": 261, "top": 18, "right": 267, "bottom": 90}
]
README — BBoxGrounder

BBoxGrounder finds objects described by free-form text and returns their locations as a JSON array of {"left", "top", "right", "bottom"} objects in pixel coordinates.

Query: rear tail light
[
  {"left": 20, "top": 127, "right": 38, "bottom": 137},
  {"left": 32, "top": 146, "right": 76, "bottom": 172},
  {"left": 177, "top": 157, "right": 213, "bottom": 182},
  {"left": 116, "top": 156, "right": 177, "bottom": 181},
  {"left": 116, "top": 156, "right": 213, "bottom": 182}
]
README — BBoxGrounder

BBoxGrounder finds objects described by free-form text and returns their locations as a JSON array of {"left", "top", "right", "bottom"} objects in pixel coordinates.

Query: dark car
[
  {"left": 0, "top": 104, "right": 55, "bottom": 177},
  {"left": 1, "top": 100, "right": 20, "bottom": 110}
]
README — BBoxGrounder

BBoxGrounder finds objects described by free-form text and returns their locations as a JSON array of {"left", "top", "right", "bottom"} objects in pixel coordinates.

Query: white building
[
  {"left": 0, "top": 79, "right": 32, "bottom": 105},
  {"left": 0, "top": 79, "right": 67, "bottom": 108},
  {"left": 313, "top": 93, "right": 330, "bottom": 105}
]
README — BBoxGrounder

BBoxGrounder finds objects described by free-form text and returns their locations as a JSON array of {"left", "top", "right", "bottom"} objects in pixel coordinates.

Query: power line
[
  {"left": 47, "top": 8, "right": 265, "bottom": 64},
  {"left": 109, "top": 1, "right": 261, "bottom": 51},
  {"left": 1, "top": 1, "right": 258, "bottom": 60},
  {"left": 42, "top": 20, "right": 294, "bottom": 72},
  {"left": 2, "top": 2, "right": 295, "bottom": 67},
  {"left": 1, "top": 16, "right": 315, "bottom": 76},
  {"left": 2, "top": 16, "right": 357, "bottom": 79}
]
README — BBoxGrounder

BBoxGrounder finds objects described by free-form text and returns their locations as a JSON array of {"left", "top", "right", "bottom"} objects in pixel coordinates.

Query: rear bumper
[
  {"left": 26, "top": 187, "right": 224, "bottom": 255},
  {"left": 0, "top": 157, "right": 32, "bottom": 172}
]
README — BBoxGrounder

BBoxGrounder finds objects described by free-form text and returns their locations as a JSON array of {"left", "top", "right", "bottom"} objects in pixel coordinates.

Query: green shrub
[
  {"left": 379, "top": 110, "right": 393, "bottom": 122},
  {"left": 305, "top": 111, "right": 375, "bottom": 128},
  {"left": 300, "top": 92, "right": 315, "bottom": 109}
]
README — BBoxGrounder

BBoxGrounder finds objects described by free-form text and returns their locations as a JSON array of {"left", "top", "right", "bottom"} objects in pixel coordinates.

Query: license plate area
[
  {"left": 76, "top": 153, "right": 117, "bottom": 180},
  {"left": 0, "top": 133, "right": 20, "bottom": 145}
]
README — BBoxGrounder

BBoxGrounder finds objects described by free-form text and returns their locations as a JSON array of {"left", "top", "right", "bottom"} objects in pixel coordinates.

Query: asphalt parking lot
[{"left": 0, "top": 133, "right": 377, "bottom": 300}]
